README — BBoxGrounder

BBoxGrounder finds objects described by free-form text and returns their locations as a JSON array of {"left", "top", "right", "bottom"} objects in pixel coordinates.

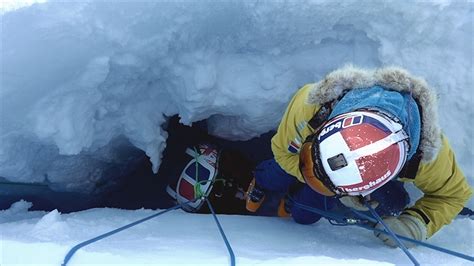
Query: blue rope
[
  {"left": 349, "top": 208, "right": 473, "bottom": 261},
  {"left": 62, "top": 145, "right": 234, "bottom": 266},
  {"left": 192, "top": 147, "right": 234, "bottom": 266},
  {"left": 205, "top": 198, "right": 236, "bottom": 266},
  {"left": 62, "top": 201, "right": 192, "bottom": 266},
  {"left": 358, "top": 224, "right": 474, "bottom": 262},
  {"left": 365, "top": 202, "right": 420, "bottom": 266},
  {"left": 288, "top": 195, "right": 363, "bottom": 225},
  {"left": 289, "top": 195, "right": 474, "bottom": 263}
]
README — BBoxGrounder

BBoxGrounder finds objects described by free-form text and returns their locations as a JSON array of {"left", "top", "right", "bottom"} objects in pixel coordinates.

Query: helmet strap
[{"left": 344, "top": 129, "right": 409, "bottom": 162}]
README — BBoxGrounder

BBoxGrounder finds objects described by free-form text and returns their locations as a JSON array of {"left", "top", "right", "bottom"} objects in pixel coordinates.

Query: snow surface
[
  {"left": 0, "top": 200, "right": 473, "bottom": 265},
  {"left": 1, "top": 1, "right": 473, "bottom": 265},
  {"left": 1, "top": 0, "right": 473, "bottom": 199}
]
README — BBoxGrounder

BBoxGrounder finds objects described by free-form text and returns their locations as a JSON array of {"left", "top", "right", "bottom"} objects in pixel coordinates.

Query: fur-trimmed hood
[{"left": 307, "top": 65, "right": 441, "bottom": 162}]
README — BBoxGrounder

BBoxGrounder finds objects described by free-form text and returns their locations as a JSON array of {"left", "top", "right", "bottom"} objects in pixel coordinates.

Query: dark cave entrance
[{"left": 0, "top": 115, "right": 275, "bottom": 213}]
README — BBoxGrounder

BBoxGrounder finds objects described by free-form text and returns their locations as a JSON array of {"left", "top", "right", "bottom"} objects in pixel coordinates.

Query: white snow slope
[
  {"left": 0, "top": 1, "right": 473, "bottom": 265},
  {"left": 0, "top": 200, "right": 473, "bottom": 265}
]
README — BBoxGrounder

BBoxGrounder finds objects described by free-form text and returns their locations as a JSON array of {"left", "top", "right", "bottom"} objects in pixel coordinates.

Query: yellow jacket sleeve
[
  {"left": 401, "top": 134, "right": 473, "bottom": 237},
  {"left": 271, "top": 84, "right": 319, "bottom": 183}
]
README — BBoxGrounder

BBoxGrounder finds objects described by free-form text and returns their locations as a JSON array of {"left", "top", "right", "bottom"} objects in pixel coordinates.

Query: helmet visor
[{"left": 299, "top": 141, "right": 336, "bottom": 196}]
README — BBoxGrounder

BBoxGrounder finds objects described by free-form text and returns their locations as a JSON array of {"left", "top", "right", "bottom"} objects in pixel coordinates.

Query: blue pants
[{"left": 254, "top": 159, "right": 409, "bottom": 224}]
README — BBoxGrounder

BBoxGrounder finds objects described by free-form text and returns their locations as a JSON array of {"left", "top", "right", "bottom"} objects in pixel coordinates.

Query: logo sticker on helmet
[
  {"left": 340, "top": 169, "right": 392, "bottom": 193},
  {"left": 319, "top": 120, "right": 343, "bottom": 140},
  {"left": 319, "top": 114, "right": 364, "bottom": 142},
  {"left": 342, "top": 115, "right": 363, "bottom": 128}
]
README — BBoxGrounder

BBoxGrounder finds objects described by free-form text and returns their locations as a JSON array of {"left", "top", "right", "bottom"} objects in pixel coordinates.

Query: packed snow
[
  {"left": 0, "top": 200, "right": 472, "bottom": 265},
  {"left": 1, "top": 0, "right": 473, "bottom": 265}
]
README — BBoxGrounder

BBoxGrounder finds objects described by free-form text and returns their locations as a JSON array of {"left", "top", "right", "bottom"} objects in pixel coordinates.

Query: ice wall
[{"left": 1, "top": 0, "right": 472, "bottom": 193}]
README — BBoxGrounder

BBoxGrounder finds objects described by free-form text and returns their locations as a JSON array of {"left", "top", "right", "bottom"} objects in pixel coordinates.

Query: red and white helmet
[{"left": 299, "top": 109, "right": 409, "bottom": 197}]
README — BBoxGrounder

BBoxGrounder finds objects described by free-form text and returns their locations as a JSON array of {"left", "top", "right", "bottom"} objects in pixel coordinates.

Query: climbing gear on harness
[{"left": 245, "top": 178, "right": 265, "bottom": 212}]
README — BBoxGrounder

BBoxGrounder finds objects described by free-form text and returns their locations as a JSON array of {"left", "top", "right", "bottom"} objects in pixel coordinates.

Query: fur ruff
[{"left": 307, "top": 65, "right": 441, "bottom": 162}]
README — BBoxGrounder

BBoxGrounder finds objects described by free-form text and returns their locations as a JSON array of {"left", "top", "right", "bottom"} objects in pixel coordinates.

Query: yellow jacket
[{"left": 271, "top": 67, "right": 472, "bottom": 237}]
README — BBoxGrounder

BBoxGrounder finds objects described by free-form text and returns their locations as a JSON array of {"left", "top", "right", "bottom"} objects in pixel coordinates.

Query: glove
[
  {"left": 374, "top": 214, "right": 427, "bottom": 248},
  {"left": 339, "top": 195, "right": 379, "bottom": 211}
]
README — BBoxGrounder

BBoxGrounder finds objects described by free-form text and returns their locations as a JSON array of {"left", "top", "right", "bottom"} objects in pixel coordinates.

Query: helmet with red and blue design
[{"left": 299, "top": 109, "right": 410, "bottom": 197}]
